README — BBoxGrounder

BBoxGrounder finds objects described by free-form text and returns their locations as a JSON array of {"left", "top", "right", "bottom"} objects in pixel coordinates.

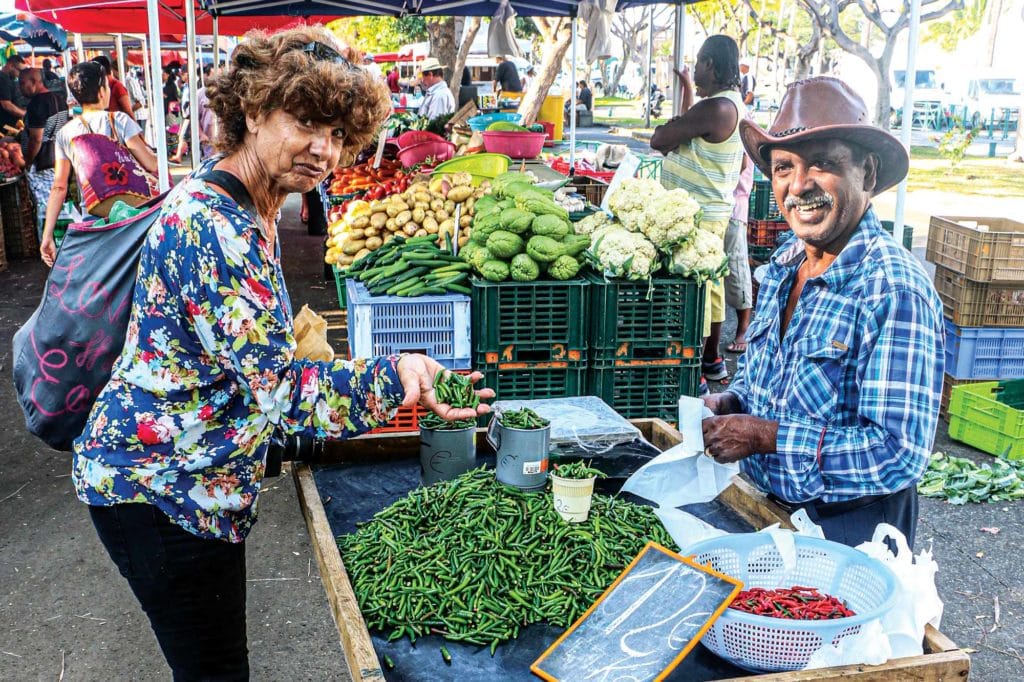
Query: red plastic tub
[
  {"left": 397, "top": 140, "right": 456, "bottom": 168},
  {"left": 482, "top": 131, "right": 547, "bottom": 159},
  {"left": 397, "top": 130, "right": 447, "bottom": 148}
]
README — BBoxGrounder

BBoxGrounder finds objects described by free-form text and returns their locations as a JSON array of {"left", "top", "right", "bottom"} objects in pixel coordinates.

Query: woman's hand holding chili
[{"left": 396, "top": 354, "right": 494, "bottom": 421}]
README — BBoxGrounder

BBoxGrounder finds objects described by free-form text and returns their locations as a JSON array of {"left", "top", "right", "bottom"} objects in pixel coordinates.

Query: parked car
[
  {"left": 963, "top": 75, "right": 1020, "bottom": 130},
  {"left": 890, "top": 68, "right": 950, "bottom": 129}
]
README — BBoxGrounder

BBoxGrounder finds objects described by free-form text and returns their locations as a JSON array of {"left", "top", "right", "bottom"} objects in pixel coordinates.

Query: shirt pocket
[{"left": 782, "top": 335, "right": 851, "bottom": 424}]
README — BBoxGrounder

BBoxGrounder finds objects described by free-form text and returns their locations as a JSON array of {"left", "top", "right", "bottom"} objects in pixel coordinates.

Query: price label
[
  {"left": 372, "top": 122, "right": 390, "bottom": 170},
  {"left": 523, "top": 461, "right": 544, "bottom": 476}
]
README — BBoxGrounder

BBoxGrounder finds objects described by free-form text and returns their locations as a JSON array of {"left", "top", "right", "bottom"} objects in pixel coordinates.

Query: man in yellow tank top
[{"left": 650, "top": 35, "right": 745, "bottom": 395}]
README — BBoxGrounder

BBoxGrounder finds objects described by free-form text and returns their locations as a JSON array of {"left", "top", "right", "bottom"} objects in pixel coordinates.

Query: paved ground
[{"left": 1, "top": 184, "right": 1022, "bottom": 680}]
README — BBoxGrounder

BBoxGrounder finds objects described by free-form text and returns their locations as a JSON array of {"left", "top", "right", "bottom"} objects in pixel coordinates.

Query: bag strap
[
  {"left": 108, "top": 111, "right": 121, "bottom": 145},
  {"left": 200, "top": 168, "right": 257, "bottom": 216}
]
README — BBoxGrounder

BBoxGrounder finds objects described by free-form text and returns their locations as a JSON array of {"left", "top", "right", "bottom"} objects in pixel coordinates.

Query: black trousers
[
  {"left": 775, "top": 485, "right": 919, "bottom": 551},
  {"left": 89, "top": 504, "right": 250, "bottom": 681}
]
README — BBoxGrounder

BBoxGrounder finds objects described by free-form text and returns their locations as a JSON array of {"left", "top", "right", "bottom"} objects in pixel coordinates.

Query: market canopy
[
  {"left": 198, "top": 0, "right": 693, "bottom": 19},
  {"left": 0, "top": 11, "right": 67, "bottom": 50}
]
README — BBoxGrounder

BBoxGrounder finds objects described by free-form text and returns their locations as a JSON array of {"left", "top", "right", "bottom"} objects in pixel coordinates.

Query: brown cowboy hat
[{"left": 739, "top": 76, "right": 909, "bottom": 195}]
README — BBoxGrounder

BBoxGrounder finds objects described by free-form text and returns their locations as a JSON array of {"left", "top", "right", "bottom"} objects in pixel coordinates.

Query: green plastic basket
[
  {"left": 471, "top": 278, "right": 588, "bottom": 364},
  {"left": 880, "top": 220, "right": 914, "bottom": 250},
  {"left": 586, "top": 272, "right": 705, "bottom": 363},
  {"left": 332, "top": 266, "right": 348, "bottom": 310},
  {"left": 587, "top": 360, "right": 701, "bottom": 423},
  {"left": 477, "top": 357, "right": 588, "bottom": 426},
  {"left": 432, "top": 154, "right": 511, "bottom": 186},
  {"left": 947, "top": 382, "right": 1024, "bottom": 459}
]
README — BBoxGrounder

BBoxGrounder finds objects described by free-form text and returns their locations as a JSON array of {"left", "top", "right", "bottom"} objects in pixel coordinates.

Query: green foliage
[
  {"left": 936, "top": 125, "right": 979, "bottom": 168},
  {"left": 328, "top": 17, "right": 427, "bottom": 53},
  {"left": 924, "top": 0, "right": 986, "bottom": 51}
]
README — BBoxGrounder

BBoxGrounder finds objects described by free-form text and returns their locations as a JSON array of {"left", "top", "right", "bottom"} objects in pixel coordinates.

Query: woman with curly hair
[{"left": 71, "top": 26, "right": 492, "bottom": 679}]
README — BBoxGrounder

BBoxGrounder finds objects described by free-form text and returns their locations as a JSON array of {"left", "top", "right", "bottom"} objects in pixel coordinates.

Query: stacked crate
[
  {"left": 926, "top": 216, "right": 1024, "bottom": 454},
  {"left": 746, "top": 173, "right": 788, "bottom": 263},
  {"left": 471, "top": 279, "right": 589, "bottom": 420},
  {"left": 584, "top": 273, "right": 706, "bottom": 423},
  {"left": 0, "top": 176, "right": 38, "bottom": 259}
]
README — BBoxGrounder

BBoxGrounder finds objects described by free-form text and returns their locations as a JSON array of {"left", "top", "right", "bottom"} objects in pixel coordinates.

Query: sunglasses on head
[{"left": 302, "top": 42, "right": 354, "bottom": 68}]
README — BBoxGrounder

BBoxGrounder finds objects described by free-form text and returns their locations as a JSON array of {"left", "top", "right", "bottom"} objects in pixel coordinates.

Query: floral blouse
[{"left": 73, "top": 169, "right": 405, "bottom": 543}]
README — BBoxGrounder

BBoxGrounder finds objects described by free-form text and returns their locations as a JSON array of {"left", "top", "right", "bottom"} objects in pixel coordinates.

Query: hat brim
[{"left": 739, "top": 120, "right": 909, "bottom": 196}]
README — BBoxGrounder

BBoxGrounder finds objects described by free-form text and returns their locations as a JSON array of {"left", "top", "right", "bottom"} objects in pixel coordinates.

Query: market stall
[{"left": 293, "top": 420, "right": 971, "bottom": 681}]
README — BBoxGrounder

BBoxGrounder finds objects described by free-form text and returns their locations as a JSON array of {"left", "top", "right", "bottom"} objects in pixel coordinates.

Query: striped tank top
[{"left": 660, "top": 89, "right": 745, "bottom": 222}]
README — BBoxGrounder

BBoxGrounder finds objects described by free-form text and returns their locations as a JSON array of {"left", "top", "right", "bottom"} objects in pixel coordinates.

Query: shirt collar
[
  {"left": 426, "top": 81, "right": 447, "bottom": 95},
  {"left": 772, "top": 205, "right": 881, "bottom": 291}
]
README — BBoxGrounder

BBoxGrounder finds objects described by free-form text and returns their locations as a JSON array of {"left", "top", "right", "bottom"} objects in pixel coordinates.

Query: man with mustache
[{"left": 700, "top": 77, "right": 944, "bottom": 549}]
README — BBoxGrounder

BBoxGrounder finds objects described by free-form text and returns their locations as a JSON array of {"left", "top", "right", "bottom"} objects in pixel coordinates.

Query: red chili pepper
[{"left": 730, "top": 587, "right": 855, "bottom": 620}]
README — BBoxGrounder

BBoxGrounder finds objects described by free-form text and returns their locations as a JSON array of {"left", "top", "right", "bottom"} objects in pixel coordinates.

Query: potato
[
  {"left": 365, "top": 236, "right": 383, "bottom": 250},
  {"left": 414, "top": 228, "right": 428, "bottom": 237},
  {"left": 412, "top": 207, "right": 426, "bottom": 224},
  {"left": 385, "top": 218, "right": 398, "bottom": 231},
  {"left": 447, "top": 186, "right": 473, "bottom": 203},
  {"left": 339, "top": 254, "right": 356, "bottom": 265},
  {"left": 342, "top": 239, "right": 366, "bottom": 255},
  {"left": 403, "top": 223, "right": 419, "bottom": 237},
  {"left": 408, "top": 182, "right": 430, "bottom": 194},
  {"left": 364, "top": 226, "right": 380, "bottom": 238},
  {"left": 438, "top": 219, "right": 455, "bottom": 239},
  {"left": 385, "top": 200, "right": 409, "bottom": 217},
  {"left": 414, "top": 191, "right": 432, "bottom": 205},
  {"left": 444, "top": 200, "right": 455, "bottom": 214},
  {"left": 371, "top": 202, "right": 388, "bottom": 214},
  {"left": 349, "top": 228, "right": 366, "bottom": 240},
  {"left": 414, "top": 201, "right": 430, "bottom": 211},
  {"left": 352, "top": 215, "right": 370, "bottom": 229},
  {"left": 423, "top": 216, "right": 439, "bottom": 234},
  {"left": 395, "top": 210, "right": 413, "bottom": 227},
  {"left": 465, "top": 197, "right": 475, "bottom": 214},
  {"left": 434, "top": 209, "right": 449, "bottom": 222},
  {"left": 457, "top": 234, "right": 470, "bottom": 247},
  {"left": 370, "top": 212, "right": 388, "bottom": 229},
  {"left": 430, "top": 199, "right": 445, "bottom": 212},
  {"left": 354, "top": 248, "right": 371, "bottom": 260},
  {"left": 459, "top": 214, "right": 472, "bottom": 228},
  {"left": 383, "top": 232, "right": 396, "bottom": 244}
]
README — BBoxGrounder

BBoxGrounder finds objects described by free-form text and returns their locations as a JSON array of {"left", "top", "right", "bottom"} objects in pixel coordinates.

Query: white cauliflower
[
  {"left": 607, "top": 178, "right": 664, "bottom": 232},
  {"left": 668, "top": 229, "right": 729, "bottom": 281},
  {"left": 573, "top": 210, "right": 612, "bottom": 236},
  {"left": 641, "top": 189, "right": 702, "bottom": 250},
  {"left": 589, "top": 225, "right": 660, "bottom": 280}
]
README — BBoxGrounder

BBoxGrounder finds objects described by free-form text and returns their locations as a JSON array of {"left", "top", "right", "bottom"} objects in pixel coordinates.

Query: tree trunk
[
  {"left": 983, "top": 0, "right": 1003, "bottom": 67},
  {"left": 518, "top": 18, "right": 573, "bottom": 126},
  {"left": 872, "top": 40, "right": 897, "bottom": 130},
  {"left": 426, "top": 17, "right": 459, "bottom": 86},
  {"left": 450, "top": 17, "right": 483, "bottom": 100}
]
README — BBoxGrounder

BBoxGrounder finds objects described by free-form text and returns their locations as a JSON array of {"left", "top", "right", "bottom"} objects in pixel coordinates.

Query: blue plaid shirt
[{"left": 726, "top": 207, "right": 944, "bottom": 503}]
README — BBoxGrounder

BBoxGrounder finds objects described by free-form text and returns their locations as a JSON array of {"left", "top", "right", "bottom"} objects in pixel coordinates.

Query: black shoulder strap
[{"left": 201, "top": 168, "right": 257, "bottom": 216}]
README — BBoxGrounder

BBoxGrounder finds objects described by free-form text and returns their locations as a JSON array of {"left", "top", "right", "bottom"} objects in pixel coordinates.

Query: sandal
[{"left": 725, "top": 341, "right": 747, "bottom": 353}]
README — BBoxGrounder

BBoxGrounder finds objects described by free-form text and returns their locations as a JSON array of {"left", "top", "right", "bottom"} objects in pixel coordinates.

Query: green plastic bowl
[{"left": 431, "top": 153, "right": 511, "bottom": 186}]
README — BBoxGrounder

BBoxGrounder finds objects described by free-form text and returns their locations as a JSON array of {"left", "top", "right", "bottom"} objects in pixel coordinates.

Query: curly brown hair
[{"left": 206, "top": 26, "right": 391, "bottom": 165}]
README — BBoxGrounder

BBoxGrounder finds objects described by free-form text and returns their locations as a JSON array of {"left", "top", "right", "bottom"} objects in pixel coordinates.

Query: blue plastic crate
[
  {"left": 944, "top": 318, "right": 1024, "bottom": 380},
  {"left": 345, "top": 279, "right": 471, "bottom": 370}
]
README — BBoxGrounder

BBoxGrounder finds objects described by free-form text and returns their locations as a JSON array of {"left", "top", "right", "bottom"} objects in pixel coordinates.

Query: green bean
[{"left": 498, "top": 407, "right": 549, "bottom": 430}]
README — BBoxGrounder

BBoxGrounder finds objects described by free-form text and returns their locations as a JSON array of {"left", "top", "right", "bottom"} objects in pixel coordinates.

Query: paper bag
[{"left": 293, "top": 305, "right": 335, "bottom": 362}]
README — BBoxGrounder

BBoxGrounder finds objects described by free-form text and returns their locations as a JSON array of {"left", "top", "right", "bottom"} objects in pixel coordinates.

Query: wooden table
[{"left": 293, "top": 419, "right": 970, "bottom": 682}]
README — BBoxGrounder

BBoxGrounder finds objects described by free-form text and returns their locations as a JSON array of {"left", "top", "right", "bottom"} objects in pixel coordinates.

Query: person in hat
[
  {"left": 740, "top": 59, "right": 755, "bottom": 107},
  {"left": 417, "top": 57, "right": 455, "bottom": 120},
  {"left": 700, "top": 76, "right": 944, "bottom": 550},
  {"left": 362, "top": 52, "right": 383, "bottom": 81}
]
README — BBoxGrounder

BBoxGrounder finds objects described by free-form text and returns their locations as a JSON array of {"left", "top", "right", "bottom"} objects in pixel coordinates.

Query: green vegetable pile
[
  {"left": 461, "top": 172, "right": 589, "bottom": 282},
  {"left": 419, "top": 371, "right": 480, "bottom": 431},
  {"left": 917, "top": 452, "right": 1024, "bottom": 504},
  {"left": 497, "top": 407, "right": 549, "bottom": 430},
  {"left": 344, "top": 234, "right": 471, "bottom": 297},
  {"left": 336, "top": 468, "right": 676, "bottom": 654},
  {"left": 552, "top": 461, "right": 606, "bottom": 480}
]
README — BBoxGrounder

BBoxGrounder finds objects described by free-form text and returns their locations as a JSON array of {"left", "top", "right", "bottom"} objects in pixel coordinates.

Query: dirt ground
[{"left": 1, "top": 191, "right": 1021, "bottom": 680}]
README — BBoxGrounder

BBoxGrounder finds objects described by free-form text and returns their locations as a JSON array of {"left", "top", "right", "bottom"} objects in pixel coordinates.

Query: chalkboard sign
[{"left": 531, "top": 542, "right": 742, "bottom": 682}]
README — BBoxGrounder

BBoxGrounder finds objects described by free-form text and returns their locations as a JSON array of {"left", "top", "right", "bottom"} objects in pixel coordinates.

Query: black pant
[
  {"left": 778, "top": 486, "right": 919, "bottom": 551},
  {"left": 89, "top": 504, "right": 250, "bottom": 681}
]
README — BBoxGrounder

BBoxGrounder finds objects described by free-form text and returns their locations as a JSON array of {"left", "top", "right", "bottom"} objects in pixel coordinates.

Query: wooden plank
[
  {"left": 923, "top": 624, "right": 960, "bottom": 654},
  {"left": 719, "top": 474, "right": 794, "bottom": 530},
  {"left": 292, "top": 463, "right": 384, "bottom": 681},
  {"left": 726, "top": 649, "right": 970, "bottom": 681}
]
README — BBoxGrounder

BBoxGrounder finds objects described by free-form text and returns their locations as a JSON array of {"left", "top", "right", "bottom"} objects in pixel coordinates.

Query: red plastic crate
[
  {"left": 365, "top": 370, "right": 472, "bottom": 434},
  {"left": 747, "top": 219, "right": 791, "bottom": 247},
  {"left": 549, "top": 157, "right": 616, "bottom": 182}
]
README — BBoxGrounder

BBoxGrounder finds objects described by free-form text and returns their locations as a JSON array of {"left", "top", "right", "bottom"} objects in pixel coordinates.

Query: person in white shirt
[
  {"left": 417, "top": 57, "right": 455, "bottom": 120},
  {"left": 362, "top": 53, "right": 384, "bottom": 81}
]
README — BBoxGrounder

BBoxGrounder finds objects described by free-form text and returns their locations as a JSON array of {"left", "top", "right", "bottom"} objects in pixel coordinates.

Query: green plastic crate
[
  {"left": 332, "top": 266, "right": 348, "bottom": 310},
  {"left": 947, "top": 381, "right": 1024, "bottom": 459},
  {"left": 880, "top": 220, "right": 914, "bottom": 250},
  {"left": 587, "top": 360, "right": 701, "bottom": 423},
  {"left": 586, "top": 272, "right": 705, "bottom": 363},
  {"left": 748, "top": 178, "right": 780, "bottom": 220},
  {"left": 478, "top": 357, "right": 588, "bottom": 426},
  {"left": 471, "top": 278, "right": 588, "bottom": 364},
  {"left": 748, "top": 244, "right": 775, "bottom": 263}
]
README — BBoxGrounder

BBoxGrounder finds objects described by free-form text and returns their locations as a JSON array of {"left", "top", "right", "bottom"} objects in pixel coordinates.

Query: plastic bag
[
  {"left": 489, "top": 396, "right": 639, "bottom": 454},
  {"left": 856, "top": 523, "right": 943, "bottom": 659}
]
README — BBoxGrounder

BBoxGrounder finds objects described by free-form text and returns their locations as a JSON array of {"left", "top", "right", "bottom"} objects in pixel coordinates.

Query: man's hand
[
  {"left": 396, "top": 354, "right": 495, "bottom": 421},
  {"left": 702, "top": 414, "right": 778, "bottom": 464},
  {"left": 702, "top": 391, "right": 741, "bottom": 416},
  {"left": 674, "top": 66, "right": 692, "bottom": 87},
  {"left": 40, "top": 235, "right": 57, "bottom": 268}
]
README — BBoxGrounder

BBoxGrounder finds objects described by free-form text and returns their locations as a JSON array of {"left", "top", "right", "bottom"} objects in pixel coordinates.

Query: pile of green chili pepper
[
  {"left": 497, "top": 407, "right": 549, "bottom": 430},
  {"left": 336, "top": 468, "right": 676, "bottom": 655},
  {"left": 917, "top": 451, "right": 1024, "bottom": 504},
  {"left": 552, "top": 461, "right": 606, "bottom": 480},
  {"left": 418, "top": 370, "right": 480, "bottom": 431},
  {"left": 729, "top": 586, "right": 855, "bottom": 620}
]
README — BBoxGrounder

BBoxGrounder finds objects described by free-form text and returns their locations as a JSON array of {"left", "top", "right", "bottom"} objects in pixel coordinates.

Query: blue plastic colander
[{"left": 686, "top": 533, "right": 898, "bottom": 673}]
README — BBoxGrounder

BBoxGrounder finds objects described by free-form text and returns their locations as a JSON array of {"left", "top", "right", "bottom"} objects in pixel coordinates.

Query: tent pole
[
  {"left": 74, "top": 33, "right": 85, "bottom": 63},
  {"left": 141, "top": 35, "right": 155, "bottom": 147},
  {"left": 644, "top": 6, "right": 653, "bottom": 129},
  {"left": 893, "top": 0, "right": 921, "bottom": 245},
  {"left": 568, "top": 13, "right": 578, "bottom": 172},
  {"left": 147, "top": 0, "right": 169, "bottom": 191},
  {"left": 672, "top": 3, "right": 686, "bottom": 118},
  {"left": 62, "top": 49, "right": 74, "bottom": 101},
  {"left": 213, "top": 17, "right": 219, "bottom": 70},
  {"left": 185, "top": 0, "right": 201, "bottom": 171},
  {"left": 115, "top": 34, "right": 126, "bottom": 80}
]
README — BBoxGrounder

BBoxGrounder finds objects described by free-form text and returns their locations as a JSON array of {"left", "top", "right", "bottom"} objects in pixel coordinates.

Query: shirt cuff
[
  {"left": 723, "top": 387, "right": 748, "bottom": 413},
  {"left": 375, "top": 355, "right": 406, "bottom": 414},
  {"left": 770, "top": 418, "right": 828, "bottom": 502}
]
